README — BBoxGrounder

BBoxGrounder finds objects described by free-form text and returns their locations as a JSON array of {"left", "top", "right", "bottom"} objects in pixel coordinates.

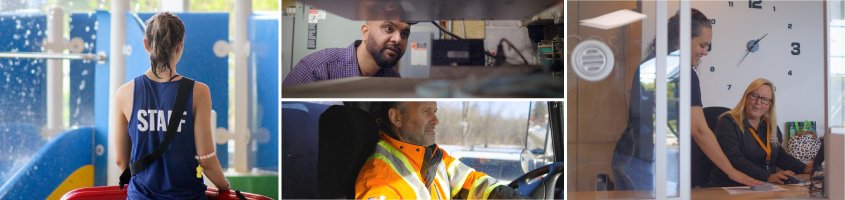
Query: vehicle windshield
[{"left": 434, "top": 101, "right": 553, "bottom": 182}]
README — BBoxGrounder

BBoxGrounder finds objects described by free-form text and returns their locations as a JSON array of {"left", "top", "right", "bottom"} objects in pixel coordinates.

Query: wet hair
[
  {"left": 144, "top": 12, "right": 185, "bottom": 79},
  {"left": 643, "top": 8, "right": 712, "bottom": 62}
]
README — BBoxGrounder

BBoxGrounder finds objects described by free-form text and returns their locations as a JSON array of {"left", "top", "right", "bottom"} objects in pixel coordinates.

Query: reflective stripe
[
  {"left": 369, "top": 154, "right": 423, "bottom": 199},
  {"left": 432, "top": 179, "right": 442, "bottom": 200},
  {"left": 482, "top": 179, "right": 505, "bottom": 200},
  {"left": 433, "top": 177, "right": 448, "bottom": 199},
  {"left": 374, "top": 141, "right": 431, "bottom": 199},
  {"left": 435, "top": 163, "right": 450, "bottom": 199},
  {"left": 447, "top": 160, "right": 475, "bottom": 197},
  {"left": 468, "top": 176, "right": 503, "bottom": 200}
]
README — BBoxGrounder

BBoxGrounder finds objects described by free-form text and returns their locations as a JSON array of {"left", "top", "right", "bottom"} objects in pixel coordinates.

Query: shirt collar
[
  {"left": 379, "top": 132, "right": 428, "bottom": 170},
  {"left": 744, "top": 117, "right": 768, "bottom": 132},
  {"left": 346, "top": 40, "right": 362, "bottom": 75}
]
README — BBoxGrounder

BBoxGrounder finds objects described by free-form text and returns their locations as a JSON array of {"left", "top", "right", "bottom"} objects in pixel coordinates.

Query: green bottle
[
  {"left": 811, "top": 121, "right": 816, "bottom": 133},
  {"left": 787, "top": 122, "right": 796, "bottom": 140},
  {"left": 805, "top": 120, "right": 813, "bottom": 132}
]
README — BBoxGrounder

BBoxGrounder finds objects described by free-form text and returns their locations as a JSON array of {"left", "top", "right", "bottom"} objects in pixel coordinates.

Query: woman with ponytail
[
  {"left": 113, "top": 12, "right": 230, "bottom": 199},
  {"left": 611, "top": 8, "right": 764, "bottom": 190}
]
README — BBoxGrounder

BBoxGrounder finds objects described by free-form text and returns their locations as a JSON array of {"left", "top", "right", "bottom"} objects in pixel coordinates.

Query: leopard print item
[{"left": 786, "top": 134, "right": 821, "bottom": 162}]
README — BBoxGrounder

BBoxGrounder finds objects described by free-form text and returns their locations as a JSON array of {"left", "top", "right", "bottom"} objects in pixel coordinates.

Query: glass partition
[
  {"left": 831, "top": 0, "right": 845, "bottom": 130},
  {"left": 567, "top": 0, "right": 683, "bottom": 198},
  {"left": 827, "top": 1, "right": 845, "bottom": 197}
]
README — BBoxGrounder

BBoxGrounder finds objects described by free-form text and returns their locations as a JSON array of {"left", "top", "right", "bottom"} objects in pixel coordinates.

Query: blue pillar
[{"left": 249, "top": 13, "right": 279, "bottom": 171}]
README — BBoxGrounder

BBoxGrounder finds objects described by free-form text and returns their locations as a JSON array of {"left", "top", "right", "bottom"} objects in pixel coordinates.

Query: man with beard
[
  {"left": 355, "top": 102, "right": 526, "bottom": 199},
  {"left": 282, "top": 20, "right": 412, "bottom": 86}
]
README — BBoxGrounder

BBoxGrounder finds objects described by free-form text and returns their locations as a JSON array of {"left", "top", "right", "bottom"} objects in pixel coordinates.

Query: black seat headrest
[{"left": 317, "top": 105, "right": 379, "bottom": 199}]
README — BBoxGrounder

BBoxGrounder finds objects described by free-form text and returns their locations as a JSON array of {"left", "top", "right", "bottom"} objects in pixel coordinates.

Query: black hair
[
  {"left": 144, "top": 12, "right": 185, "bottom": 79},
  {"left": 643, "top": 8, "right": 711, "bottom": 62}
]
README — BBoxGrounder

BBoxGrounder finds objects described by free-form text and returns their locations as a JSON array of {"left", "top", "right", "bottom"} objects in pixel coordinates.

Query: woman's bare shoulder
[
  {"left": 116, "top": 80, "right": 135, "bottom": 100},
  {"left": 192, "top": 81, "right": 210, "bottom": 97}
]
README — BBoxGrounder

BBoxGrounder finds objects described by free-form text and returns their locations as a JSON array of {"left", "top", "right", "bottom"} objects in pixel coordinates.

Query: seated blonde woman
[{"left": 709, "top": 78, "right": 813, "bottom": 186}]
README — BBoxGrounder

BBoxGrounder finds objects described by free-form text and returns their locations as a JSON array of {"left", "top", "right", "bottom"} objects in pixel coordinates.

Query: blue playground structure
[{"left": 0, "top": 4, "right": 279, "bottom": 199}]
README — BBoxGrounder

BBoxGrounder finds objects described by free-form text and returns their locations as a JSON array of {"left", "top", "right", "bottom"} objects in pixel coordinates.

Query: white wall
[{"left": 642, "top": 1, "right": 827, "bottom": 134}]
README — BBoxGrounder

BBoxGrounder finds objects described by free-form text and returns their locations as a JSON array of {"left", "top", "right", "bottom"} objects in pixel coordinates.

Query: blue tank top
[{"left": 127, "top": 75, "right": 206, "bottom": 199}]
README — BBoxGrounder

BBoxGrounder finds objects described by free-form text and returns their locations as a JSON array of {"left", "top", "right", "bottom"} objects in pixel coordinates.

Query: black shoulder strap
[
  {"left": 236, "top": 190, "right": 248, "bottom": 200},
  {"left": 120, "top": 78, "right": 195, "bottom": 189}
]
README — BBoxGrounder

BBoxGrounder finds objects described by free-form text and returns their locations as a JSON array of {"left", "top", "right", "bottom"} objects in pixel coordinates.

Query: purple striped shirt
[{"left": 283, "top": 40, "right": 401, "bottom": 86}]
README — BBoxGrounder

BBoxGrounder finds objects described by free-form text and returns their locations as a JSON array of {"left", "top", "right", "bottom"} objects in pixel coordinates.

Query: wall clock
[{"left": 694, "top": 1, "right": 826, "bottom": 131}]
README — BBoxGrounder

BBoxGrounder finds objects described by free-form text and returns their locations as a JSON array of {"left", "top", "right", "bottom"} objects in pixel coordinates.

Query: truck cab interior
[{"left": 282, "top": 101, "right": 565, "bottom": 199}]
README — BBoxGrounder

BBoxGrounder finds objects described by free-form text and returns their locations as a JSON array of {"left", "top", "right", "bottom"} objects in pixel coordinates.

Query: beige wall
[{"left": 449, "top": 20, "right": 486, "bottom": 39}]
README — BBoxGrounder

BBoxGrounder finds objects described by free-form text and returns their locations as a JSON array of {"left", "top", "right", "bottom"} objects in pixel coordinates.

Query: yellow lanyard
[{"left": 748, "top": 122, "right": 771, "bottom": 161}]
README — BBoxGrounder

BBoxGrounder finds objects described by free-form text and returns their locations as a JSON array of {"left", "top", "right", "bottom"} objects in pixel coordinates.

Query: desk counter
[{"left": 567, "top": 174, "right": 821, "bottom": 199}]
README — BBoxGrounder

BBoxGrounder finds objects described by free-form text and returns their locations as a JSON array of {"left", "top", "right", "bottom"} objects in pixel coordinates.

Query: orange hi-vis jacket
[{"left": 355, "top": 132, "right": 505, "bottom": 200}]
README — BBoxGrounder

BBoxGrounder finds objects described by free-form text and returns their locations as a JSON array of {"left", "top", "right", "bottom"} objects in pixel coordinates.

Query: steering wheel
[{"left": 508, "top": 162, "right": 564, "bottom": 199}]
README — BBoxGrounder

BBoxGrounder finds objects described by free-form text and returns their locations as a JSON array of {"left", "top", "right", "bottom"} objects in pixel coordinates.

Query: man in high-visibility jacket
[{"left": 355, "top": 102, "right": 525, "bottom": 199}]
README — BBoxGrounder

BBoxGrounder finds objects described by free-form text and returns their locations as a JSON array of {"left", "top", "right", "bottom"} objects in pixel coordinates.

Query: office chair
[{"left": 692, "top": 106, "right": 731, "bottom": 187}]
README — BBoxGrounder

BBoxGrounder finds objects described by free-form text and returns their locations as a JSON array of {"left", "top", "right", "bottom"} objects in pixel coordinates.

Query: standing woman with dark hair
[
  {"left": 611, "top": 8, "right": 763, "bottom": 190},
  {"left": 113, "top": 12, "right": 230, "bottom": 199}
]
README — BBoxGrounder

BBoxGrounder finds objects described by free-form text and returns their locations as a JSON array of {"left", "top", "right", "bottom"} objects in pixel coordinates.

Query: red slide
[{"left": 61, "top": 186, "right": 272, "bottom": 200}]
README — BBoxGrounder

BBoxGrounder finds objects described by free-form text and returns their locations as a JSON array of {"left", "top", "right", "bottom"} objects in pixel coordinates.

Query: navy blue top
[
  {"left": 709, "top": 116, "right": 806, "bottom": 186},
  {"left": 691, "top": 69, "right": 703, "bottom": 107},
  {"left": 127, "top": 75, "right": 206, "bottom": 199},
  {"left": 615, "top": 69, "right": 702, "bottom": 161}
]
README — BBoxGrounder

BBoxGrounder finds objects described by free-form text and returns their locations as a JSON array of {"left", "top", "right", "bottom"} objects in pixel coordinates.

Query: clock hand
[
  {"left": 738, "top": 33, "right": 768, "bottom": 67},
  {"left": 749, "top": 33, "right": 768, "bottom": 50},
  {"left": 738, "top": 49, "right": 752, "bottom": 67}
]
